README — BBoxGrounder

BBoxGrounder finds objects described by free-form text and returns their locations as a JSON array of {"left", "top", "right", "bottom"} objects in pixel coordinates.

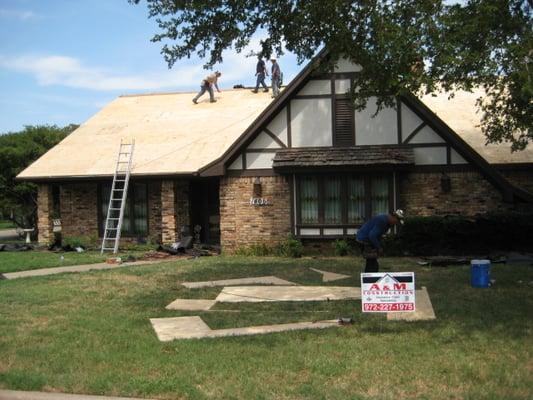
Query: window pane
[
  {"left": 133, "top": 183, "right": 148, "bottom": 235},
  {"left": 347, "top": 177, "right": 365, "bottom": 224},
  {"left": 324, "top": 177, "right": 342, "bottom": 224},
  {"left": 300, "top": 177, "right": 319, "bottom": 224},
  {"left": 371, "top": 176, "right": 389, "bottom": 215}
]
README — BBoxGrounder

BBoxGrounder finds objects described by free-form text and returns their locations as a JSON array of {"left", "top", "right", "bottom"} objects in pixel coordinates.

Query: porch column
[
  {"left": 37, "top": 184, "right": 53, "bottom": 244},
  {"left": 161, "top": 180, "right": 177, "bottom": 243}
]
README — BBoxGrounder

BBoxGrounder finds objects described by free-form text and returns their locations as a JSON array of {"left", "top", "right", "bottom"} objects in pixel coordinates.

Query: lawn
[
  {"left": 0, "top": 256, "right": 531, "bottom": 399},
  {"left": 0, "top": 220, "right": 15, "bottom": 229},
  {"left": 0, "top": 250, "right": 150, "bottom": 274}
]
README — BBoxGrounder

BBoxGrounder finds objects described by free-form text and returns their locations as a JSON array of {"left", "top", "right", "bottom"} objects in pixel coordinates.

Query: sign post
[{"left": 361, "top": 272, "right": 416, "bottom": 313}]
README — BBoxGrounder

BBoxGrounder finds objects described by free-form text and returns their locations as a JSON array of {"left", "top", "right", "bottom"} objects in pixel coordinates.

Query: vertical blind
[
  {"left": 300, "top": 177, "right": 319, "bottom": 224},
  {"left": 298, "top": 174, "right": 391, "bottom": 227},
  {"left": 100, "top": 183, "right": 148, "bottom": 236}
]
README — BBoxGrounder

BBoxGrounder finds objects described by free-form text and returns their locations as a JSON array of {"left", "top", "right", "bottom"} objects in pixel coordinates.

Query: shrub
[
  {"left": 390, "top": 212, "right": 533, "bottom": 256},
  {"left": 62, "top": 235, "right": 98, "bottom": 249},
  {"left": 234, "top": 243, "right": 274, "bottom": 256},
  {"left": 332, "top": 239, "right": 350, "bottom": 256},
  {"left": 276, "top": 235, "right": 304, "bottom": 258}
]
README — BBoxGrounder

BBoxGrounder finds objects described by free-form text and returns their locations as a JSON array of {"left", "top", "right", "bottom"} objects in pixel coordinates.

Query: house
[{"left": 17, "top": 53, "right": 533, "bottom": 252}]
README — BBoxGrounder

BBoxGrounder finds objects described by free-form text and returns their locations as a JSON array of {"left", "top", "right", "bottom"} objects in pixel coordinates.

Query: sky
[{"left": 0, "top": 0, "right": 301, "bottom": 133}]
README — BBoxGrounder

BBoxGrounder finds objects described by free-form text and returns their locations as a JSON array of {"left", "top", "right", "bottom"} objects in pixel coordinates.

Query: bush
[
  {"left": 276, "top": 235, "right": 304, "bottom": 258},
  {"left": 332, "top": 239, "right": 350, "bottom": 256},
  {"left": 390, "top": 212, "right": 533, "bottom": 256},
  {"left": 62, "top": 235, "right": 98, "bottom": 249},
  {"left": 234, "top": 243, "right": 274, "bottom": 256}
]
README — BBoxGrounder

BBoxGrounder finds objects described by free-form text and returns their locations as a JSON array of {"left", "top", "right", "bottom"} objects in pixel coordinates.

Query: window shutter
[{"left": 334, "top": 98, "right": 355, "bottom": 147}]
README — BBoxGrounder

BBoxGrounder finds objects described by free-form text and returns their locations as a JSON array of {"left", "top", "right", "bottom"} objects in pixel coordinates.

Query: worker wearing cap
[
  {"left": 270, "top": 58, "right": 281, "bottom": 98},
  {"left": 356, "top": 210, "right": 405, "bottom": 272},
  {"left": 192, "top": 71, "right": 221, "bottom": 104}
]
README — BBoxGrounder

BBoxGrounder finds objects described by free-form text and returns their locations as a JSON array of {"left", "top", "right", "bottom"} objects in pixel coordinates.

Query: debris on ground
[
  {"left": 417, "top": 256, "right": 471, "bottom": 267},
  {"left": 0, "top": 243, "right": 33, "bottom": 252},
  {"left": 506, "top": 252, "right": 533, "bottom": 265}
]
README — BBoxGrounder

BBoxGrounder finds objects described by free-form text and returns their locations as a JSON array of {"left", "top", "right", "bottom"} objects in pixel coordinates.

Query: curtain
[
  {"left": 347, "top": 177, "right": 365, "bottom": 224},
  {"left": 324, "top": 177, "right": 342, "bottom": 224},
  {"left": 371, "top": 176, "right": 389, "bottom": 215},
  {"left": 300, "top": 177, "right": 319, "bottom": 224}
]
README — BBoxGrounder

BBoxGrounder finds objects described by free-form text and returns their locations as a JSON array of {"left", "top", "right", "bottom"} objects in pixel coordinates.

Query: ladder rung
[
  {"left": 115, "top": 179, "right": 126, "bottom": 182},
  {"left": 108, "top": 218, "right": 119, "bottom": 220},
  {"left": 109, "top": 208, "right": 121, "bottom": 210},
  {"left": 106, "top": 228, "right": 118, "bottom": 231},
  {"left": 112, "top": 189, "right": 124, "bottom": 191}
]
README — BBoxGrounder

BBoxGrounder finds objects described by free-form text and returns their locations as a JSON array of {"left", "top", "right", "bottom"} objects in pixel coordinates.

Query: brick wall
[
  {"left": 220, "top": 175, "right": 291, "bottom": 252},
  {"left": 175, "top": 180, "right": 190, "bottom": 238},
  {"left": 399, "top": 171, "right": 516, "bottom": 216},
  {"left": 160, "top": 179, "right": 190, "bottom": 244},
  {"left": 499, "top": 169, "right": 533, "bottom": 195},
  {"left": 148, "top": 181, "right": 162, "bottom": 243},
  {"left": 37, "top": 184, "right": 53, "bottom": 244},
  {"left": 60, "top": 183, "right": 99, "bottom": 239}
]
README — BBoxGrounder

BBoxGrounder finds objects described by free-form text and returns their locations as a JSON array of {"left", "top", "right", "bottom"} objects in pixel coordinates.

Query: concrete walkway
[
  {"left": 1, "top": 260, "right": 162, "bottom": 280},
  {"left": 0, "top": 228, "right": 20, "bottom": 241},
  {"left": 216, "top": 286, "right": 361, "bottom": 302},
  {"left": 0, "top": 390, "right": 151, "bottom": 400}
]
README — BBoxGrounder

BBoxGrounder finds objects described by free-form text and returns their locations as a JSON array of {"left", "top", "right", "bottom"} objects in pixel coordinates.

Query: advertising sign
[{"left": 361, "top": 272, "right": 415, "bottom": 312}]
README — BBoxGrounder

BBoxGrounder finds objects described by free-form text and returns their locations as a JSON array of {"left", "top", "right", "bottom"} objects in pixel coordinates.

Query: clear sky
[{"left": 0, "top": 0, "right": 301, "bottom": 133}]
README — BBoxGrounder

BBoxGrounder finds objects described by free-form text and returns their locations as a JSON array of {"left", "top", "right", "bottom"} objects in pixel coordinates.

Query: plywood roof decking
[
  {"left": 18, "top": 89, "right": 274, "bottom": 179},
  {"left": 17, "top": 86, "right": 532, "bottom": 180},
  {"left": 421, "top": 89, "right": 533, "bottom": 164}
]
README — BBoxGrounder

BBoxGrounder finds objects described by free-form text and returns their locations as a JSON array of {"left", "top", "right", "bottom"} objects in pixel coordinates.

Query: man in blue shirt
[{"left": 356, "top": 209, "right": 404, "bottom": 272}]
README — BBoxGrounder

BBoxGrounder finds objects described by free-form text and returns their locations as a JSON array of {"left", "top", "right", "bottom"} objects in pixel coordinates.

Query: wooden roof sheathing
[
  {"left": 17, "top": 89, "right": 274, "bottom": 179},
  {"left": 420, "top": 88, "right": 533, "bottom": 165}
]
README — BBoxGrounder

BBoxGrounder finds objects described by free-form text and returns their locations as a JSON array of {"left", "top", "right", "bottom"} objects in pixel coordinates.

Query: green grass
[
  {"left": 0, "top": 256, "right": 532, "bottom": 399},
  {"left": 0, "top": 220, "right": 16, "bottom": 229},
  {"left": 0, "top": 250, "right": 148, "bottom": 274}
]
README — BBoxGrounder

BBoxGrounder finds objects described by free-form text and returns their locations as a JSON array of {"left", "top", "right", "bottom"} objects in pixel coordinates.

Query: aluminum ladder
[{"left": 100, "top": 139, "right": 135, "bottom": 254}]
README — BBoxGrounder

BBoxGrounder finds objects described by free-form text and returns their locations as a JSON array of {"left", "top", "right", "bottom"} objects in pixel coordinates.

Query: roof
[
  {"left": 17, "top": 66, "right": 532, "bottom": 181},
  {"left": 273, "top": 146, "right": 414, "bottom": 170},
  {"left": 17, "top": 89, "right": 274, "bottom": 180},
  {"left": 421, "top": 88, "right": 533, "bottom": 165}
]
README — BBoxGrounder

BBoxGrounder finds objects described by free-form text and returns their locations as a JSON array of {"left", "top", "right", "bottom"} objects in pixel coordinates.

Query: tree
[
  {"left": 131, "top": 0, "right": 532, "bottom": 150},
  {"left": 0, "top": 125, "right": 78, "bottom": 229}
]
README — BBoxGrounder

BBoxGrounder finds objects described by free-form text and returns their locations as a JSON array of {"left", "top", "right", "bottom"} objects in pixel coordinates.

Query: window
[
  {"left": 99, "top": 182, "right": 148, "bottom": 236},
  {"left": 297, "top": 174, "right": 391, "bottom": 231}
]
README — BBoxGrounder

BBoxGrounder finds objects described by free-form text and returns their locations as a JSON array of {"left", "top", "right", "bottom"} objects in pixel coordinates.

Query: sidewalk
[
  {"left": 0, "top": 389, "right": 152, "bottom": 400},
  {"left": 1, "top": 260, "right": 162, "bottom": 280}
]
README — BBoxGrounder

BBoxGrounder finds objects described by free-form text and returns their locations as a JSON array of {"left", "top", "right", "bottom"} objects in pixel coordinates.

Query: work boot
[
  {"left": 251, "top": 89, "right": 258, "bottom": 93},
  {"left": 263, "top": 88, "right": 269, "bottom": 92},
  {"left": 210, "top": 99, "right": 217, "bottom": 103},
  {"left": 192, "top": 99, "right": 198, "bottom": 104}
]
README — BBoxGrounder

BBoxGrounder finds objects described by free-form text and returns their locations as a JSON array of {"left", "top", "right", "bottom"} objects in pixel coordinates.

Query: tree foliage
[
  {"left": 0, "top": 125, "right": 78, "bottom": 228},
  {"left": 131, "top": 0, "right": 532, "bottom": 150}
]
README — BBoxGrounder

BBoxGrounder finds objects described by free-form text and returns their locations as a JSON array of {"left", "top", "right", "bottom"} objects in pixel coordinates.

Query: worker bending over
[
  {"left": 356, "top": 209, "right": 404, "bottom": 273},
  {"left": 193, "top": 71, "right": 221, "bottom": 104}
]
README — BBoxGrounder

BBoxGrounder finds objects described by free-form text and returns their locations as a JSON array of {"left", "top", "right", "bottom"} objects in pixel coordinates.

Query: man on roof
[
  {"left": 356, "top": 210, "right": 405, "bottom": 273},
  {"left": 271, "top": 58, "right": 281, "bottom": 98},
  {"left": 192, "top": 71, "right": 222, "bottom": 104},
  {"left": 252, "top": 55, "right": 269, "bottom": 93}
]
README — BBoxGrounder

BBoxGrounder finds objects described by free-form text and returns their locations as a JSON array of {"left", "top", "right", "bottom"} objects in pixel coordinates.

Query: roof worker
[
  {"left": 192, "top": 71, "right": 221, "bottom": 104},
  {"left": 252, "top": 55, "right": 269, "bottom": 93},
  {"left": 356, "top": 210, "right": 405, "bottom": 273},
  {"left": 270, "top": 58, "right": 282, "bottom": 98}
]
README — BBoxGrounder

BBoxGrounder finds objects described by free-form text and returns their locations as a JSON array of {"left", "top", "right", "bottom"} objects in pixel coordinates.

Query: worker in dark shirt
[
  {"left": 252, "top": 56, "right": 268, "bottom": 93},
  {"left": 356, "top": 209, "right": 404, "bottom": 272}
]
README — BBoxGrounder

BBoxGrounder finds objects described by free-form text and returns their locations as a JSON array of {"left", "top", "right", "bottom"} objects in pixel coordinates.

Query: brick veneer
[
  {"left": 60, "top": 183, "right": 99, "bottom": 238},
  {"left": 499, "top": 169, "right": 533, "bottom": 195},
  {"left": 161, "top": 180, "right": 177, "bottom": 243},
  {"left": 399, "top": 170, "right": 517, "bottom": 216},
  {"left": 37, "top": 184, "right": 53, "bottom": 244},
  {"left": 174, "top": 180, "right": 190, "bottom": 239},
  {"left": 220, "top": 175, "right": 291, "bottom": 252},
  {"left": 148, "top": 181, "right": 162, "bottom": 242}
]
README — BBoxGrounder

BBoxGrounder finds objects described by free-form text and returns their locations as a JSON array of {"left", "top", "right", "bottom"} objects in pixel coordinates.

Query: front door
[{"left": 189, "top": 178, "right": 220, "bottom": 245}]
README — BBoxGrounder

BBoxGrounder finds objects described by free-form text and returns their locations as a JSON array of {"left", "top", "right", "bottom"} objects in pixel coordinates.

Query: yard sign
[{"left": 361, "top": 272, "right": 416, "bottom": 312}]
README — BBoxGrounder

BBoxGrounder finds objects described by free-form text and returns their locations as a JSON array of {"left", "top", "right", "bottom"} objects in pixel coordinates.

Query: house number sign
[{"left": 249, "top": 197, "right": 271, "bottom": 206}]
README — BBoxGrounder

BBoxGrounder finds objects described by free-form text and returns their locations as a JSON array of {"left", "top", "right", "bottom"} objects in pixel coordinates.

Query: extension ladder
[{"left": 100, "top": 139, "right": 135, "bottom": 254}]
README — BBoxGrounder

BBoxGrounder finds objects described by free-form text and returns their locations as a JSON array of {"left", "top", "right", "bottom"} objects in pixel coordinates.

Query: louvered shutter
[{"left": 334, "top": 98, "right": 355, "bottom": 147}]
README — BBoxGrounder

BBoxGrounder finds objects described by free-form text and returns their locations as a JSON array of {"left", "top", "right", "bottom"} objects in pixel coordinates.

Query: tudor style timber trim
[{"left": 198, "top": 49, "right": 530, "bottom": 204}]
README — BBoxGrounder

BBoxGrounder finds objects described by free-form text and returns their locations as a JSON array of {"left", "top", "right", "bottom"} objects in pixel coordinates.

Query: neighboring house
[{"left": 18, "top": 52, "right": 533, "bottom": 252}]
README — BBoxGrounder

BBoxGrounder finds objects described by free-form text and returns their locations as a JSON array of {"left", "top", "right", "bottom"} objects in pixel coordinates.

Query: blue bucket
[{"left": 471, "top": 259, "right": 491, "bottom": 288}]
